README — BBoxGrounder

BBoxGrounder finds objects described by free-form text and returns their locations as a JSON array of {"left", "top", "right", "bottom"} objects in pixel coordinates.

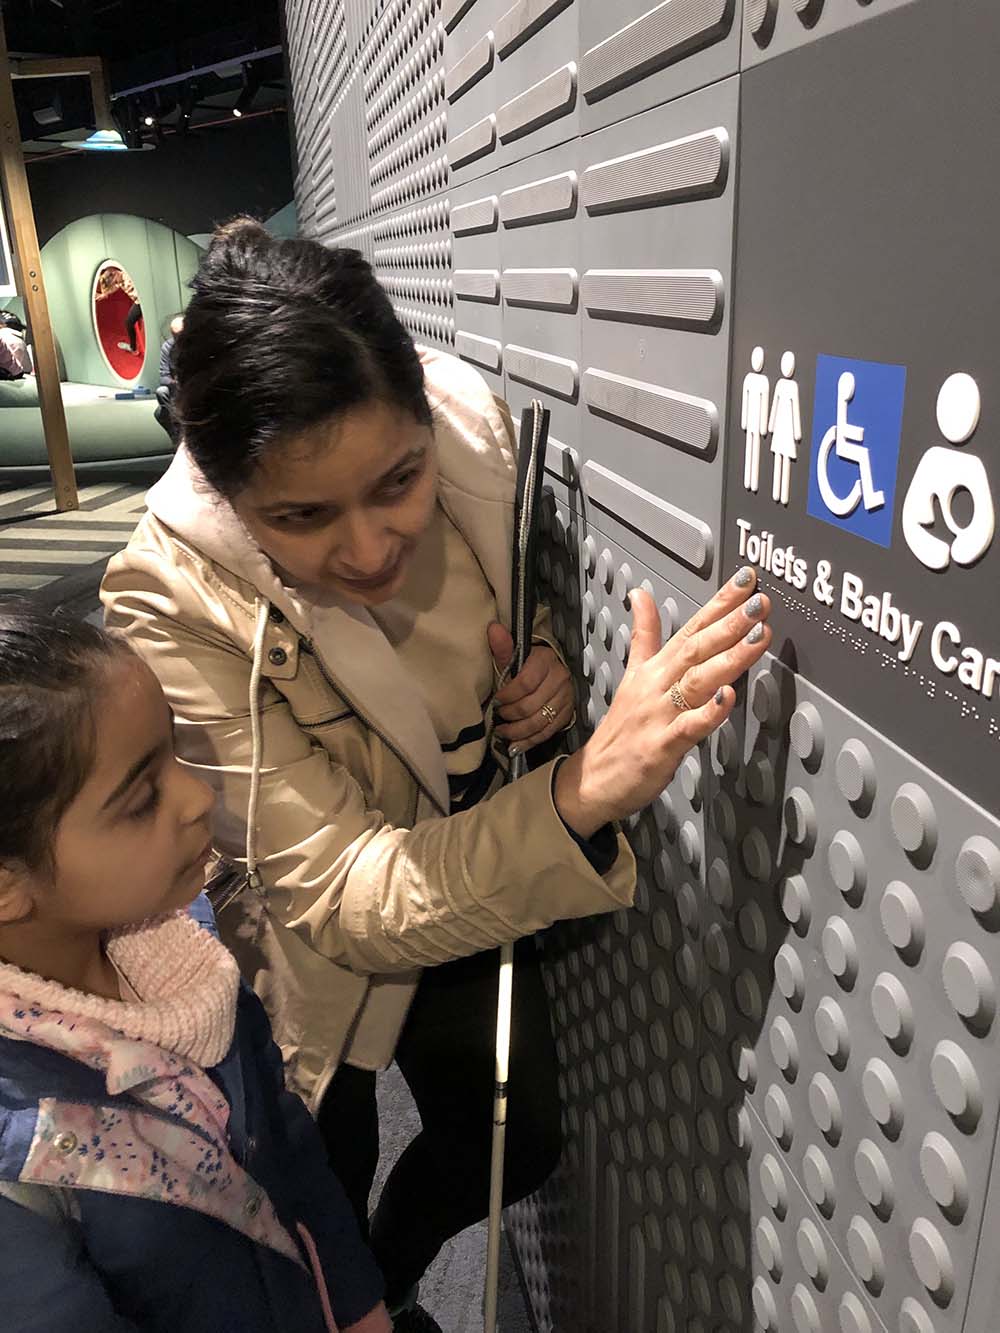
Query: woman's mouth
[{"left": 336, "top": 553, "right": 404, "bottom": 591}]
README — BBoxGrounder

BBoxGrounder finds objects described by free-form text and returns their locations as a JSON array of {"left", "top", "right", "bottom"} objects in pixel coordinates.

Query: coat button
[
  {"left": 245, "top": 1191, "right": 262, "bottom": 1217},
  {"left": 267, "top": 646, "right": 287, "bottom": 667},
  {"left": 54, "top": 1132, "right": 78, "bottom": 1154}
]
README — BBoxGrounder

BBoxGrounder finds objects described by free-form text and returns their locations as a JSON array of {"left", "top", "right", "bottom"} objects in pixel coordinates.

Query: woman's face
[{"left": 232, "top": 400, "right": 439, "bottom": 605}]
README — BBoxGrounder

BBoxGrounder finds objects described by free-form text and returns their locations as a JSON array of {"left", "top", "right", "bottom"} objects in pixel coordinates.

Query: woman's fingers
[
  {"left": 497, "top": 680, "right": 575, "bottom": 745},
  {"left": 657, "top": 570, "right": 770, "bottom": 695},
  {"left": 669, "top": 617, "right": 772, "bottom": 712},
  {"left": 496, "top": 654, "right": 567, "bottom": 724}
]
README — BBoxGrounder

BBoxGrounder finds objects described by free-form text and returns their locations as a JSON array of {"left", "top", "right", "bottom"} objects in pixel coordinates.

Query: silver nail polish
[
  {"left": 714, "top": 688, "right": 724, "bottom": 705},
  {"left": 746, "top": 623, "right": 765, "bottom": 645},
  {"left": 733, "top": 566, "right": 755, "bottom": 588},
  {"left": 744, "top": 593, "right": 763, "bottom": 619}
]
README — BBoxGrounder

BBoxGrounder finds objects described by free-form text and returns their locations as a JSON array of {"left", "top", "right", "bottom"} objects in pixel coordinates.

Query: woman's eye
[
  {"left": 275, "top": 508, "right": 325, "bottom": 527},
  {"left": 383, "top": 468, "right": 418, "bottom": 497},
  {"left": 128, "top": 783, "right": 161, "bottom": 820}
]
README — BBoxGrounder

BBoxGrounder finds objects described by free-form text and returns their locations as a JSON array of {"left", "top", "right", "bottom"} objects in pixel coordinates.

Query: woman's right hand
[{"left": 554, "top": 567, "right": 771, "bottom": 839}]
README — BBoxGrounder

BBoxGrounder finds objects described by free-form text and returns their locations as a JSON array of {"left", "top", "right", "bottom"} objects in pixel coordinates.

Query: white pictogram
[
  {"left": 902, "top": 372, "right": 995, "bottom": 571},
  {"left": 816, "top": 370, "right": 886, "bottom": 518},
  {"left": 741, "top": 346, "right": 770, "bottom": 494},
  {"left": 768, "top": 350, "right": 801, "bottom": 507}
]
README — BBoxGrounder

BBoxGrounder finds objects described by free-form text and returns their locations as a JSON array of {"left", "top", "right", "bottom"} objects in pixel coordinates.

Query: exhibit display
[
  {"left": 92, "top": 259, "right": 145, "bottom": 382},
  {"left": 286, "top": 2, "right": 999, "bottom": 1330}
]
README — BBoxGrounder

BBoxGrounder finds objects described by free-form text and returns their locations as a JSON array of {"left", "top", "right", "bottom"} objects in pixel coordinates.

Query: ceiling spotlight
[
  {"left": 144, "top": 115, "right": 155, "bottom": 127},
  {"left": 232, "top": 106, "right": 243, "bottom": 118}
]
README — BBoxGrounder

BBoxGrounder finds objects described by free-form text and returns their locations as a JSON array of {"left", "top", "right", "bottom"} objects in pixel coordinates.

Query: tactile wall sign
[{"left": 281, "top": 2, "right": 1000, "bottom": 1330}]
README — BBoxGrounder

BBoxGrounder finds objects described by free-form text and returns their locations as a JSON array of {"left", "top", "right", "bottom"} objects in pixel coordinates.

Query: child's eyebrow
[{"left": 100, "top": 744, "right": 162, "bottom": 811}]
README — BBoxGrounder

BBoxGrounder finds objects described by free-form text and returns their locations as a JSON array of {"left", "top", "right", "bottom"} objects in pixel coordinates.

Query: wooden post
[{"left": 0, "top": 15, "right": 77, "bottom": 511}]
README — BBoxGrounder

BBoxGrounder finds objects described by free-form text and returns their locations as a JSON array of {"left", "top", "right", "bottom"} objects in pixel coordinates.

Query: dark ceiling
[{"left": 3, "top": 0, "right": 287, "bottom": 159}]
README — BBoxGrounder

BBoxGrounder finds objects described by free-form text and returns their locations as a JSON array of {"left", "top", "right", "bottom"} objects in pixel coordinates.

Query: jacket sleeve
[
  {"left": 244, "top": 990, "right": 387, "bottom": 1330},
  {"left": 0, "top": 1194, "right": 141, "bottom": 1332},
  {"left": 102, "top": 555, "right": 636, "bottom": 976}
]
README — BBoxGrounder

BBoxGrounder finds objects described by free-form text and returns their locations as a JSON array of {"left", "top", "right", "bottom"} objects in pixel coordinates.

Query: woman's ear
[{"left": 0, "top": 863, "right": 36, "bottom": 925}]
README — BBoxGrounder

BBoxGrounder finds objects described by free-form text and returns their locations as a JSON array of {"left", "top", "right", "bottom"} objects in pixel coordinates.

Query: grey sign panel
[
  {"left": 580, "top": 0, "right": 740, "bottom": 135},
  {"left": 579, "top": 79, "right": 738, "bottom": 601},
  {"left": 724, "top": 1, "right": 1000, "bottom": 814},
  {"left": 741, "top": 0, "right": 922, "bottom": 71}
]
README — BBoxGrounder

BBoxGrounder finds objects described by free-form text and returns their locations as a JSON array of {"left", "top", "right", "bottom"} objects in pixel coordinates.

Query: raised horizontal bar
[
  {"left": 583, "top": 367, "right": 718, "bottom": 454},
  {"left": 582, "top": 268, "right": 723, "bottom": 327},
  {"left": 582, "top": 460, "right": 713, "bottom": 572},
  {"left": 582, "top": 127, "right": 728, "bottom": 214},
  {"left": 496, "top": 61, "right": 576, "bottom": 143},
  {"left": 455, "top": 331, "right": 502, "bottom": 371},
  {"left": 505, "top": 343, "right": 579, "bottom": 398},
  {"left": 500, "top": 170, "right": 578, "bottom": 225},
  {"left": 504, "top": 267, "right": 578, "bottom": 310},
  {"left": 581, "top": 0, "right": 732, "bottom": 102}
]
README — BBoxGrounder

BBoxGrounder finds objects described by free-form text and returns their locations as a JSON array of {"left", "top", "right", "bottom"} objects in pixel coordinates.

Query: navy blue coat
[{"left": 0, "top": 978, "right": 384, "bottom": 1332}]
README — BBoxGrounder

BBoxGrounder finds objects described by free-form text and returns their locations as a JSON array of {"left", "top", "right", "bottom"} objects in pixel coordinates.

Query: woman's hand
[
  {"left": 488, "top": 624, "right": 575, "bottom": 754},
  {"left": 555, "top": 567, "right": 771, "bottom": 839}
]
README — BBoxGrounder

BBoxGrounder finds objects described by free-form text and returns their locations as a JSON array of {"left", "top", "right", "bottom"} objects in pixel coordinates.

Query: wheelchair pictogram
[{"left": 816, "top": 371, "right": 886, "bottom": 518}]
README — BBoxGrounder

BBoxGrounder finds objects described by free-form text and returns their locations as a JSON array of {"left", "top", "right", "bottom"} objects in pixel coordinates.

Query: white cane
[{"left": 484, "top": 400, "right": 549, "bottom": 1333}]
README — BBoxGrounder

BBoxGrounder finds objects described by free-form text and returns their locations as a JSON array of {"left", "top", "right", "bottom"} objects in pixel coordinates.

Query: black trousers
[
  {"left": 124, "top": 302, "right": 143, "bottom": 352},
  {"left": 316, "top": 941, "right": 562, "bottom": 1305}
]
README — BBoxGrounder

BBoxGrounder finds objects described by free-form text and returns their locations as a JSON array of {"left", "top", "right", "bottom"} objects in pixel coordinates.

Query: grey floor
[{"left": 374, "top": 1064, "right": 535, "bottom": 1333}]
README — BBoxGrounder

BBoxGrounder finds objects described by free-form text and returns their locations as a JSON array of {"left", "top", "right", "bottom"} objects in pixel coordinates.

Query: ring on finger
[
  {"left": 539, "top": 702, "right": 558, "bottom": 723},
  {"left": 669, "top": 680, "right": 692, "bottom": 712}
]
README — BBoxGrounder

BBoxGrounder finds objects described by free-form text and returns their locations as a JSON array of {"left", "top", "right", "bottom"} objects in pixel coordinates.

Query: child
[{"left": 0, "top": 605, "right": 391, "bottom": 1333}]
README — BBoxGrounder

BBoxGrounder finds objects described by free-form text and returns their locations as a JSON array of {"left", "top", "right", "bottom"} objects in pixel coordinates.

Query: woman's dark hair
[
  {"left": 0, "top": 311, "right": 25, "bottom": 334},
  {"left": 0, "top": 604, "right": 128, "bottom": 871},
  {"left": 173, "top": 218, "right": 432, "bottom": 496}
]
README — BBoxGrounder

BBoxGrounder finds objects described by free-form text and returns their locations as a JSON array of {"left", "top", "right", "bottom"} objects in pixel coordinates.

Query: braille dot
[
  {"left": 920, "top": 1131, "right": 968, "bottom": 1222},
  {"left": 899, "top": 1297, "right": 936, "bottom": 1333},
  {"left": 871, "top": 972, "right": 914, "bottom": 1053},
  {"left": 760, "top": 1154, "right": 787, "bottom": 1218},
  {"left": 808, "top": 1072, "right": 843, "bottom": 1144},
  {"left": 956, "top": 835, "right": 1000, "bottom": 917},
  {"left": 823, "top": 917, "right": 859, "bottom": 987},
  {"left": 791, "top": 1282, "right": 821, "bottom": 1333},
  {"left": 780, "top": 874, "right": 812, "bottom": 932},
  {"left": 880, "top": 880, "right": 924, "bottom": 962},
  {"left": 774, "top": 942, "right": 805, "bottom": 1009},
  {"left": 755, "top": 1218, "right": 782, "bottom": 1278},
  {"left": 789, "top": 701, "right": 824, "bottom": 769},
  {"left": 746, "top": 752, "right": 776, "bottom": 806},
  {"left": 784, "top": 787, "right": 817, "bottom": 847},
  {"left": 764, "top": 1084, "right": 793, "bottom": 1149},
  {"left": 815, "top": 997, "right": 850, "bottom": 1067},
  {"left": 838, "top": 1292, "right": 872, "bottom": 1333},
  {"left": 909, "top": 1217, "right": 954, "bottom": 1304},
  {"left": 855, "top": 1139, "right": 894, "bottom": 1218},
  {"left": 942, "top": 942, "right": 996, "bottom": 1033},
  {"left": 835, "top": 738, "right": 876, "bottom": 806},
  {"left": 846, "top": 1215, "right": 884, "bottom": 1293},
  {"left": 769, "top": 1016, "right": 799, "bottom": 1080},
  {"left": 828, "top": 830, "right": 867, "bottom": 905},
  {"left": 802, "top": 1144, "right": 835, "bottom": 1216},
  {"left": 891, "top": 782, "right": 938, "bottom": 860},
  {"left": 796, "top": 1218, "right": 828, "bottom": 1288},
  {"left": 862, "top": 1058, "right": 903, "bottom": 1136}
]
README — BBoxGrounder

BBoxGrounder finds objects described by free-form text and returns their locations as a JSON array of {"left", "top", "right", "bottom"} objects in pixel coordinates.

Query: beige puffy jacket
[{"left": 101, "top": 348, "right": 636, "bottom": 1111}]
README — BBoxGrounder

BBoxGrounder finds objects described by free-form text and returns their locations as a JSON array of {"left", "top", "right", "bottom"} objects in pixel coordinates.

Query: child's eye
[{"left": 127, "top": 782, "right": 161, "bottom": 820}]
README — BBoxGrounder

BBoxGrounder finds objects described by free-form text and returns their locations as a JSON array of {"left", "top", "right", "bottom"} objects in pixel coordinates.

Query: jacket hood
[{"left": 143, "top": 347, "right": 519, "bottom": 814}]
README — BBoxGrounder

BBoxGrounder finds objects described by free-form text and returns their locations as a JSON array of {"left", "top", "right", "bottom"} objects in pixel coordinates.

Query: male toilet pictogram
[{"left": 741, "top": 346, "right": 770, "bottom": 494}]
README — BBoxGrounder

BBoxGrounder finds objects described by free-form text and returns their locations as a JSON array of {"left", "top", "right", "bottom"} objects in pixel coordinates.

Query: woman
[{"left": 102, "top": 220, "right": 771, "bottom": 1331}]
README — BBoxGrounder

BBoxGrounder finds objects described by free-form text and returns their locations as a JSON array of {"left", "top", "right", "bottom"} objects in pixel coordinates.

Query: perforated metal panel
[{"left": 284, "top": 2, "right": 1000, "bottom": 1330}]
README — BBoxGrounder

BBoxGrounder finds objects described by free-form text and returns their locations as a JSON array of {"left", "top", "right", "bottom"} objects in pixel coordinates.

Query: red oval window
[{"left": 93, "top": 262, "right": 145, "bottom": 382}]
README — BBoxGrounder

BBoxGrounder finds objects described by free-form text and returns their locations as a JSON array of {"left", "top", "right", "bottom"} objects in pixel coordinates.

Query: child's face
[{"left": 41, "top": 654, "right": 215, "bottom": 931}]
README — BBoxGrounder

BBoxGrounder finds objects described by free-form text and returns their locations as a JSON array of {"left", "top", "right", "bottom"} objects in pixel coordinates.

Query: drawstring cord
[{"left": 246, "top": 597, "right": 270, "bottom": 896}]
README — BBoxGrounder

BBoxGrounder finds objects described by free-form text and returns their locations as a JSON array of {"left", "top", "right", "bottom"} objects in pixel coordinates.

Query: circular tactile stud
[
  {"left": 764, "top": 1084, "right": 793, "bottom": 1149},
  {"left": 680, "top": 753, "right": 702, "bottom": 807},
  {"left": 909, "top": 1217, "right": 954, "bottom": 1304},
  {"left": 715, "top": 718, "right": 740, "bottom": 774},
  {"left": 791, "top": 1282, "right": 821, "bottom": 1333},
  {"left": 815, "top": 997, "right": 850, "bottom": 1067},
  {"left": 661, "top": 598, "right": 679, "bottom": 638},
  {"left": 615, "top": 624, "right": 631, "bottom": 664},
  {"left": 789, "top": 701, "right": 824, "bottom": 769},
  {"left": 679, "top": 821, "right": 702, "bottom": 872},
  {"left": 956, "top": 835, "right": 1000, "bottom": 917},
  {"left": 598, "top": 661, "right": 613, "bottom": 704},
  {"left": 734, "top": 969, "right": 763, "bottom": 1022},
  {"left": 719, "top": 1272, "right": 742, "bottom": 1322},
  {"left": 802, "top": 1143, "right": 836, "bottom": 1217},
  {"left": 808, "top": 1072, "right": 843, "bottom": 1144},
  {"left": 597, "top": 606, "right": 614, "bottom": 649},
  {"left": 676, "top": 881, "right": 699, "bottom": 931},
  {"left": 822, "top": 917, "right": 859, "bottom": 987},
  {"left": 752, "top": 1277, "right": 778, "bottom": 1330},
  {"left": 942, "top": 942, "right": 996, "bottom": 1033},
  {"left": 582, "top": 590, "right": 597, "bottom": 633},
  {"left": 880, "top": 879, "right": 924, "bottom": 963},
  {"left": 738, "top": 900, "right": 768, "bottom": 954},
  {"left": 597, "top": 548, "right": 614, "bottom": 592},
  {"left": 838, "top": 1292, "right": 872, "bottom": 1333},
  {"left": 780, "top": 874, "right": 812, "bottom": 933},
  {"left": 785, "top": 788, "right": 817, "bottom": 847},
  {"left": 891, "top": 782, "right": 938, "bottom": 860},
  {"left": 764, "top": 1023, "right": 796, "bottom": 1092},
  {"left": 731, "top": 1034, "right": 758, "bottom": 1090},
  {"left": 828, "top": 830, "right": 867, "bottom": 905},
  {"left": 724, "top": 1159, "right": 749, "bottom": 1212},
  {"left": 871, "top": 971, "right": 914, "bottom": 1053},
  {"left": 752, "top": 672, "right": 781, "bottom": 729},
  {"left": 760, "top": 1154, "right": 787, "bottom": 1218},
  {"left": 862, "top": 1058, "right": 904, "bottom": 1136},
  {"left": 796, "top": 1218, "right": 829, "bottom": 1289},
  {"left": 702, "top": 987, "right": 726, "bottom": 1038},
  {"left": 846, "top": 1215, "right": 884, "bottom": 1294},
  {"left": 705, "top": 922, "right": 730, "bottom": 974},
  {"left": 614, "top": 561, "right": 633, "bottom": 604},
  {"left": 855, "top": 1138, "right": 894, "bottom": 1218},
  {"left": 708, "top": 856, "right": 734, "bottom": 911},
  {"left": 712, "top": 791, "right": 737, "bottom": 844},
  {"left": 746, "top": 752, "right": 776, "bottom": 806},
  {"left": 899, "top": 1297, "right": 936, "bottom": 1333},
  {"left": 920, "top": 1131, "right": 968, "bottom": 1222},
  {"left": 835, "top": 738, "right": 876, "bottom": 806},
  {"left": 774, "top": 942, "right": 805, "bottom": 1010},
  {"left": 742, "top": 827, "right": 772, "bottom": 882}
]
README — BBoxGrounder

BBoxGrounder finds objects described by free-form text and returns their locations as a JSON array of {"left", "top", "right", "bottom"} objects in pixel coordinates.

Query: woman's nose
[{"left": 339, "top": 513, "right": 393, "bottom": 576}]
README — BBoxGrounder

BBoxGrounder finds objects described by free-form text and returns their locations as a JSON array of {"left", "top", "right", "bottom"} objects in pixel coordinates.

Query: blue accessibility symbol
[{"left": 806, "top": 354, "right": 907, "bottom": 547}]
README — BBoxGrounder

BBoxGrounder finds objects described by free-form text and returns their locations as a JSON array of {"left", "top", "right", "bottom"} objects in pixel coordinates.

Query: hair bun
[{"left": 208, "top": 216, "right": 270, "bottom": 256}]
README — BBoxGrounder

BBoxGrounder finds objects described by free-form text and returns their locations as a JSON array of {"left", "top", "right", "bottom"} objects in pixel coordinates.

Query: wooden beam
[
  {"left": 11, "top": 55, "right": 113, "bottom": 132},
  {"left": 0, "top": 19, "right": 77, "bottom": 511}
]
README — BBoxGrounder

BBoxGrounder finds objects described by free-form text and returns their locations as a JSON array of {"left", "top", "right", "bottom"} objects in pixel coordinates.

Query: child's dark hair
[
  {"left": 0, "top": 311, "right": 25, "bottom": 334},
  {"left": 0, "top": 604, "right": 127, "bottom": 870},
  {"left": 173, "top": 218, "right": 432, "bottom": 497}
]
